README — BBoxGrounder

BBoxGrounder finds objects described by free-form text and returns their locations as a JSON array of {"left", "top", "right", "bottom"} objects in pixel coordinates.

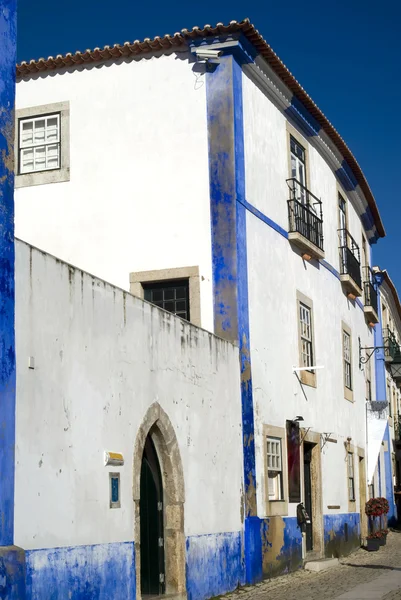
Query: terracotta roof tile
[{"left": 16, "top": 18, "right": 385, "bottom": 237}]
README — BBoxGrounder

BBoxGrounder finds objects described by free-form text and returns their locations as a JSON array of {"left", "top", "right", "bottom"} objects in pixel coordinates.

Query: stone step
[{"left": 304, "top": 558, "right": 339, "bottom": 572}]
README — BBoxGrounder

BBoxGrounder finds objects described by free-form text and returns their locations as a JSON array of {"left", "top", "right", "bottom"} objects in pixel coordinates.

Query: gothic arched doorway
[
  {"left": 140, "top": 435, "right": 165, "bottom": 595},
  {"left": 133, "top": 403, "right": 186, "bottom": 600}
]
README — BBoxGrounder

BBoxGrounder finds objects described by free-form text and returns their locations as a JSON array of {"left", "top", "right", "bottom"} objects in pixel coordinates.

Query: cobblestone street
[{"left": 223, "top": 532, "right": 401, "bottom": 600}]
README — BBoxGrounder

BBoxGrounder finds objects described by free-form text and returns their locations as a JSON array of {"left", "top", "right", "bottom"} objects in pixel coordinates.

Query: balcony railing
[
  {"left": 383, "top": 327, "right": 401, "bottom": 361},
  {"left": 286, "top": 178, "right": 324, "bottom": 252},
  {"left": 338, "top": 229, "right": 362, "bottom": 290},
  {"left": 363, "top": 266, "right": 378, "bottom": 315}
]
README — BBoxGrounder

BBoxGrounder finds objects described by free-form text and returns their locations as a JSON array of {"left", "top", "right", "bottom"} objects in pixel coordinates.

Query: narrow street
[{"left": 223, "top": 532, "right": 401, "bottom": 600}]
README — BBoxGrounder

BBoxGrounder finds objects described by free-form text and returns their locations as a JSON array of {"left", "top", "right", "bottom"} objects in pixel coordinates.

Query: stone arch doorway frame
[{"left": 133, "top": 402, "right": 186, "bottom": 600}]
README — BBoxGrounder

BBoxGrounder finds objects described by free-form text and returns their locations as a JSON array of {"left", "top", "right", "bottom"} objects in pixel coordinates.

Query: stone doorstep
[{"left": 304, "top": 558, "right": 340, "bottom": 572}]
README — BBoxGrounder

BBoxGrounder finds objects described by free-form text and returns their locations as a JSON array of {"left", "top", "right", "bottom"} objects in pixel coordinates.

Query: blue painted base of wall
[
  {"left": 324, "top": 513, "right": 360, "bottom": 558},
  {"left": 186, "top": 532, "right": 244, "bottom": 600},
  {"left": 0, "top": 545, "right": 26, "bottom": 599},
  {"left": 244, "top": 517, "right": 262, "bottom": 584},
  {"left": 26, "top": 541, "right": 135, "bottom": 600},
  {"left": 261, "top": 516, "right": 302, "bottom": 578}
]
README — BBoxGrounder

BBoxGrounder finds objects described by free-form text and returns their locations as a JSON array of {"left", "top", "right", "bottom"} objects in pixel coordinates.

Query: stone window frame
[
  {"left": 296, "top": 290, "right": 317, "bottom": 388},
  {"left": 15, "top": 101, "right": 70, "bottom": 188},
  {"left": 263, "top": 424, "right": 289, "bottom": 517},
  {"left": 345, "top": 441, "right": 356, "bottom": 512},
  {"left": 342, "top": 320, "right": 354, "bottom": 402},
  {"left": 286, "top": 121, "right": 311, "bottom": 186},
  {"left": 130, "top": 266, "right": 201, "bottom": 328}
]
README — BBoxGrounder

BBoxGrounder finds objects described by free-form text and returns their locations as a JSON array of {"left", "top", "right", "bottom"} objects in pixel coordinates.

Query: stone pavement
[{"left": 223, "top": 532, "right": 401, "bottom": 600}]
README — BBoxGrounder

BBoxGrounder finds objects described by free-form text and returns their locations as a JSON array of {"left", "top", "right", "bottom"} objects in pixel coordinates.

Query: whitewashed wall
[
  {"left": 242, "top": 72, "right": 375, "bottom": 519},
  {"left": 14, "top": 240, "right": 242, "bottom": 550},
  {"left": 15, "top": 52, "right": 214, "bottom": 331}
]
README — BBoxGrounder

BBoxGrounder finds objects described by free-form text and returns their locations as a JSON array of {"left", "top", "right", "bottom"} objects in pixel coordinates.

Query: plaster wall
[
  {"left": 15, "top": 52, "right": 214, "bottom": 331},
  {"left": 245, "top": 216, "right": 373, "bottom": 520},
  {"left": 242, "top": 71, "right": 370, "bottom": 272},
  {"left": 14, "top": 240, "right": 243, "bottom": 551}
]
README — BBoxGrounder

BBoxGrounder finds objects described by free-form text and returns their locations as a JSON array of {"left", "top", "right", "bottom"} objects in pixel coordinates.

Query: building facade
[
  {"left": 368, "top": 270, "right": 401, "bottom": 524},
  {"left": 0, "top": 16, "right": 395, "bottom": 599}
]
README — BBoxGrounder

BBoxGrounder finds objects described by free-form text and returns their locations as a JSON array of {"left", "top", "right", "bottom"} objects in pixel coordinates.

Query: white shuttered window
[
  {"left": 300, "top": 303, "right": 313, "bottom": 369},
  {"left": 343, "top": 330, "right": 352, "bottom": 390},
  {"left": 19, "top": 114, "right": 60, "bottom": 174},
  {"left": 267, "top": 437, "right": 283, "bottom": 501}
]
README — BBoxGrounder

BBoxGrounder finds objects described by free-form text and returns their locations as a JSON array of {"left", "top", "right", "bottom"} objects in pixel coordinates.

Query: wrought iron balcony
[
  {"left": 286, "top": 178, "right": 324, "bottom": 259},
  {"left": 362, "top": 266, "right": 379, "bottom": 324},
  {"left": 338, "top": 229, "right": 362, "bottom": 297},
  {"left": 384, "top": 327, "right": 401, "bottom": 364}
]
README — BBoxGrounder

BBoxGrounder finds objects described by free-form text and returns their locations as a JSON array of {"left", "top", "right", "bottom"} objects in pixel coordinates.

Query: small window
[
  {"left": 290, "top": 136, "right": 307, "bottom": 203},
  {"left": 267, "top": 437, "right": 283, "bottom": 501},
  {"left": 299, "top": 303, "right": 313, "bottom": 370},
  {"left": 109, "top": 473, "right": 121, "bottom": 509},
  {"left": 343, "top": 330, "right": 352, "bottom": 390},
  {"left": 347, "top": 453, "right": 355, "bottom": 501},
  {"left": 19, "top": 114, "right": 61, "bottom": 174},
  {"left": 143, "top": 279, "right": 190, "bottom": 321}
]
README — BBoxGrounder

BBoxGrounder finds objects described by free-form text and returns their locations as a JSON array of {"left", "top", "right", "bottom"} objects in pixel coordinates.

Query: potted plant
[
  {"left": 366, "top": 531, "right": 381, "bottom": 551},
  {"left": 365, "top": 497, "right": 389, "bottom": 518},
  {"left": 380, "top": 528, "right": 389, "bottom": 546}
]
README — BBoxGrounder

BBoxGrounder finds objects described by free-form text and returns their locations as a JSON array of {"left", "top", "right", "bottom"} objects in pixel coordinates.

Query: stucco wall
[
  {"left": 14, "top": 240, "right": 243, "bottom": 597},
  {"left": 15, "top": 51, "right": 214, "bottom": 331},
  {"left": 241, "top": 68, "right": 376, "bottom": 566}
]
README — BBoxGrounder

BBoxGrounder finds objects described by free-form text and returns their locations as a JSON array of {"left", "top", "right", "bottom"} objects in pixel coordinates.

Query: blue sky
[{"left": 17, "top": 0, "right": 401, "bottom": 290}]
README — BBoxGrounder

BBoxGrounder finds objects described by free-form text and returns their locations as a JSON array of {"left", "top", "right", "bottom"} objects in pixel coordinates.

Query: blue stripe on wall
[
  {"left": 186, "top": 532, "right": 244, "bottom": 600},
  {"left": 206, "top": 55, "right": 238, "bottom": 340},
  {"left": 0, "top": 0, "right": 17, "bottom": 548},
  {"left": 384, "top": 424, "right": 397, "bottom": 525},
  {"left": 285, "top": 99, "right": 320, "bottom": 138},
  {"left": 206, "top": 52, "right": 260, "bottom": 584},
  {"left": 26, "top": 542, "right": 135, "bottom": 600},
  {"left": 238, "top": 198, "right": 365, "bottom": 314}
]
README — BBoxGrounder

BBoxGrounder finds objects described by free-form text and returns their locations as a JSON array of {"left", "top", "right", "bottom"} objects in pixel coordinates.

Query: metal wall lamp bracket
[{"left": 358, "top": 336, "right": 387, "bottom": 370}]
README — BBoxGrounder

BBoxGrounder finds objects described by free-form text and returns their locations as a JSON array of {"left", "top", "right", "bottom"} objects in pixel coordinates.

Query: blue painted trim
[
  {"left": 383, "top": 424, "right": 397, "bottom": 524},
  {"left": 206, "top": 55, "right": 238, "bottom": 339},
  {"left": 285, "top": 99, "right": 320, "bottom": 138},
  {"left": 238, "top": 198, "right": 365, "bottom": 313},
  {"left": 245, "top": 517, "right": 262, "bottom": 583},
  {"left": 233, "top": 59, "right": 257, "bottom": 519},
  {"left": 374, "top": 286, "right": 386, "bottom": 400},
  {"left": 26, "top": 541, "right": 135, "bottom": 600},
  {"left": 237, "top": 197, "right": 288, "bottom": 239},
  {"left": 206, "top": 54, "right": 259, "bottom": 584},
  {"left": 320, "top": 259, "right": 341, "bottom": 281},
  {"left": 186, "top": 532, "right": 245, "bottom": 600},
  {"left": 0, "top": 0, "right": 17, "bottom": 547}
]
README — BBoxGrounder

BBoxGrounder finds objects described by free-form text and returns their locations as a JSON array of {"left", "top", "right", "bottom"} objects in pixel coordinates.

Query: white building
[
  {"left": 9, "top": 17, "right": 391, "bottom": 598},
  {"left": 367, "top": 270, "right": 401, "bottom": 524}
]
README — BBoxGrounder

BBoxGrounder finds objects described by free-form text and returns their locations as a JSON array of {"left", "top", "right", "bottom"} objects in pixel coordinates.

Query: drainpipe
[{"left": 0, "top": 1, "right": 25, "bottom": 596}]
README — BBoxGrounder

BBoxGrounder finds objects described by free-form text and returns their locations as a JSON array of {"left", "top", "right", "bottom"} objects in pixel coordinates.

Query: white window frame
[
  {"left": 299, "top": 303, "right": 313, "bottom": 370},
  {"left": 15, "top": 101, "right": 70, "bottom": 188},
  {"left": 343, "top": 330, "right": 352, "bottom": 390},
  {"left": 19, "top": 113, "right": 61, "bottom": 175},
  {"left": 267, "top": 436, "right": 283, "bottom": 501},
  {"left": 347, "top": 452, "right": 355, "bottom": 502}
]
